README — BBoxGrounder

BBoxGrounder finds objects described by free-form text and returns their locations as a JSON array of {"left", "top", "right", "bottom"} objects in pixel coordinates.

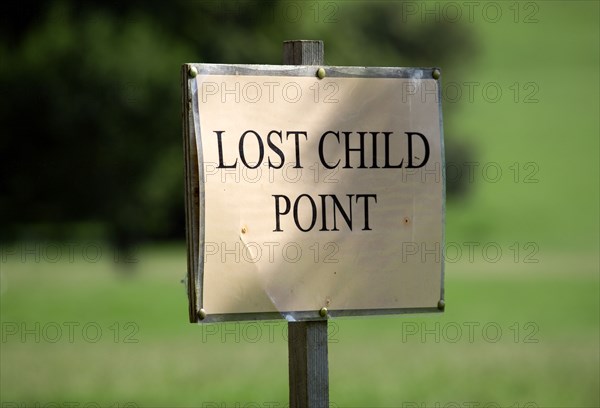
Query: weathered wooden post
[{"left": 283, "top": 40, "right": 329, "bottom": 408}]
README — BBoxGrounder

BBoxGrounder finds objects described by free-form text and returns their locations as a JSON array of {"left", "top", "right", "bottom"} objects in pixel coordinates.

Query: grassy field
[
  {"left": 445, "top": 2, "right": 599, "bottom": 250},
  {"left": 1, "top": 1, "right": 599, "bottom": 407},
  {"left": 1, "top": 246, "right": 598, "bottom": 406}
]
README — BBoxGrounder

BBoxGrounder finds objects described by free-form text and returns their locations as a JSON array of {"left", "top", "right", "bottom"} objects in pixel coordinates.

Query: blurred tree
[{"left": 0, "top": 1, "right": 476, "bottom": 249}]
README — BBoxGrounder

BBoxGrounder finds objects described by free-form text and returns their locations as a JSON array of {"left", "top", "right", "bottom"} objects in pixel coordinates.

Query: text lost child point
[{"left": 212, "top": 129, "right": 432, "bottom": 233}]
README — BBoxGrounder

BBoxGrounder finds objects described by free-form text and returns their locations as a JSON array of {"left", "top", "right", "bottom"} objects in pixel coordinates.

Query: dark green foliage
[{"left": 0, "top": 1, "right": 475, "bottom": 246}]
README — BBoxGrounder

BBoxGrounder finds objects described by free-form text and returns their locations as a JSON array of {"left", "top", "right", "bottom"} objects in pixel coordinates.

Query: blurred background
[{"left": 1, "top": 1, "right": 598, "bottom": 407}]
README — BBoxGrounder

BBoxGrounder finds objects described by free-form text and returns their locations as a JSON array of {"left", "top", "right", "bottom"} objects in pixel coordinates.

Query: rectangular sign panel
[{"left": 182, "top": 64, "right": 445, "bottom": 322}]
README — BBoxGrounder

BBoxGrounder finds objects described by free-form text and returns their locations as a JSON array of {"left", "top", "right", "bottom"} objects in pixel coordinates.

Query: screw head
[
  {"left": 198, "top": 308, "right": 207, "bottom": 320},
  {"left": 188, "top": 66, "right": 198, "bottom": 78},
  {"left": 432, "top": 69, "right": 441, "bottom": 80},
  {"left": 316, "top": 67, "right": 326, "bottom": 79},
  {"left": 437, "top": 299, "right": 445, "bottom": 311},
  {"left": 319, "top": 307, "right": 328, "bottom": 317}
]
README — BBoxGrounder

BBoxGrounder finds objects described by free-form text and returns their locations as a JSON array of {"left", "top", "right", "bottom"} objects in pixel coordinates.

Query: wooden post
[
  {"left": 288, "top": 320, "right": 329, "bottom": 407},
  {"left": 283, "top": 40, "right": 329, "bottom": 408}
]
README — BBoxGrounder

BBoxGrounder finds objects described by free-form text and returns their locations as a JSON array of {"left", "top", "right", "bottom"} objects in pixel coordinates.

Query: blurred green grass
[
  {"left": 1, "top": 246, "right": 598, "bottom": 406},
  {"left": 1, "top": 1, "right": 599, "bottom": 407},
  {"left": 446, "top": 2, "right": 599, "bottom": 250}
]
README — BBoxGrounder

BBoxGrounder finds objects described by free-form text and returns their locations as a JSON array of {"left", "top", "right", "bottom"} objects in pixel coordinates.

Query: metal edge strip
[
  {"left": 182, "top": 66, "right": 196, "bottom": 322},
  {"left": 437, "top": 68, "right": 446, "bottom": 308},
  {"left": 190, "top": 72, "right": 206, "bottom": 321},
  {"left": 201, "top": 307, "right": 442, "bottom": 323},
  {"left": 187, "top": 63, "right": 434, "bottom": 79}
]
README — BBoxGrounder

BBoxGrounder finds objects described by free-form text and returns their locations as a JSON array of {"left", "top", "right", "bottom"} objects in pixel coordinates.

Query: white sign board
[{"left": 182, "top": 64, "right": 445, "bottom": 322}]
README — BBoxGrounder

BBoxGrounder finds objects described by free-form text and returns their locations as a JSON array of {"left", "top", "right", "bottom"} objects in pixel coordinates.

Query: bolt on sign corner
[{"left": 182, "top": 63, "right": 445, "bottom": 323}]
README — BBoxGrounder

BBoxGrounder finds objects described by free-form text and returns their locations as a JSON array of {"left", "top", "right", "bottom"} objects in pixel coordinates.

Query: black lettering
[
  {"left": 273, "top": 195, "right": 291, "bottom": 232},
  {"left": 286, "top": 131, "right": 308, "bottom": 168},
  {"left": 319, "top": 130, "right": 341, "bottom": 169},
  {"left": 331, "top": 194, "right": 353, "bottom": 231},
  {"left": 215, "top": 130, "right": 237, "bottom": 168},
  {"left": 355, "top": 194, "right": 377, "bottom": 230},
  {"left": 383, "top": 132, "right": 403, "bottom": 168},
  {"left": 343, "top": 131, "right": 367, "bottom": 169},
  {"left": 406, "top": 132, "right": 430, "bottom": 168},
  {"left": 239, "top": 130, "right": 264, "bottom": 169},
  {"left": 369, "top": 131, "right": 381, "bottom": 168},
  {"left": 319, "top": 194, "right": 329, "bottom": 231},
  {"left": 267, "top": 130, "right": 284, "bottom": 169},
  {"left": 293, "top": 194, "right": 317, "bottom": 232}
]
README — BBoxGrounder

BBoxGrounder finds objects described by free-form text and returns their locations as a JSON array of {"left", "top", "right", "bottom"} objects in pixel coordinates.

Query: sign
[{"left": 182, "top": 64, "right": 445, "bottom": 322}]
